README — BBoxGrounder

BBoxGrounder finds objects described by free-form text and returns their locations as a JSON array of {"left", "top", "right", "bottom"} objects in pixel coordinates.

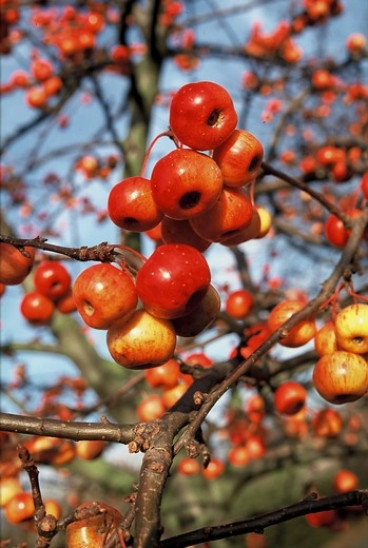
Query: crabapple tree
[{"left": 0, "top": 1, "right": 367, "bottom": 547}]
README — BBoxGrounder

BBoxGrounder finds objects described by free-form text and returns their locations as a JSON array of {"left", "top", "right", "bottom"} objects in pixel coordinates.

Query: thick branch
[{"left": 0, "top": 412, "right": 136, "bottom": 444}]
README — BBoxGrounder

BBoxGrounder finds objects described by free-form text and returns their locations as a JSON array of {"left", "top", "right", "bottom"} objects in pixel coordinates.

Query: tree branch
[{"left": 160, "top": 490, "right": 368, "bottom": 547}]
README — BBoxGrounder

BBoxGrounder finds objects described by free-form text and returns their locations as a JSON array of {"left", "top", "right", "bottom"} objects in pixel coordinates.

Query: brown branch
[
  {"left": 160, "top": 490, "right": 368, "bottom": 547},
  {"left": 0, "top": 413, "right": 136, "bottom": 444},
  {"left": 18, "top": 446, "right": 59, "bottom": 548},
  {"left": 0, "top": 235, "right": 118, "bottom": 262}
]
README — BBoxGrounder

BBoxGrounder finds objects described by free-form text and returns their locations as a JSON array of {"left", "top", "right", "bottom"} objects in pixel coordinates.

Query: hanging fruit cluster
[
  {"left": 70, "top": 81, "right": 270, "bottom": 370},
  {"left": 107, "top": 81, "right": 270, "bottom": 249}
]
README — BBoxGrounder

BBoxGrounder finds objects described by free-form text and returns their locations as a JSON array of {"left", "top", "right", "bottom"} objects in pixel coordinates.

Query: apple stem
[
  {"left": 113, "top": 245, "right": 147, "bottom": 276},
  {"left": 319, "top": 280, "right": 344, "bottom": 315},
  {"left": 140, "top": 130, "right": 174, "bottom": 178}
]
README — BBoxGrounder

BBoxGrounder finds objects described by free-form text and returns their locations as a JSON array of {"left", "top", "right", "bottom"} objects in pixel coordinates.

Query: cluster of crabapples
[
  {"left": 0, "top": 246, "right": 76, "bottom": 324},
  {"left": 223, "top": 290, "right": 368, "bottom": 408},
  {"left": 73, "top": 81, "right": 270, "bottom": 369},
  {"left": 266, "top": 298, "right": 368, "bottom": 406},
  {"left": 108, "top": 81, "right": 270, "bottom": 248}
]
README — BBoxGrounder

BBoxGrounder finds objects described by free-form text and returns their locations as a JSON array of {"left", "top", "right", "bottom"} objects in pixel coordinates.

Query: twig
[{"left": 160, "top": 490, "right": 368, "bottom": 547}]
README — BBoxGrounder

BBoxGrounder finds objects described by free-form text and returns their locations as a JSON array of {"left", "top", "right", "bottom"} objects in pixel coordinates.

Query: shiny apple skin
[
  {"left": 325, "top": 214, "right": 349, "bottom": 247},
  {"left": 20, "top": 291, "right": 55, "bottom": 325},
  {"left": 212, "top": 129, "right": 264, "bottom": 187},
  {"left": 136, "top": 243, "right": 211, "bottom": 320},
  {"left": 151, "top": 149, "right": 223, "bottom": 220},
  {"left": 334, "top": 303, "right": 368, "bottom": 354},
  {"left": 274, "top": 381, "right": 307, "bottom": 415},
  {"left": 221, "top": 206, "right": 261, "bottom": 246},
  {"left": 190, "top": 187, "right": 254, "bottom": 243},
  {"left": 0, "top": 243, "right": 35, "bottom": 285},
  {"left": 169, "top": 81, "right": 238, "bottom": 150},
  {"left": 314, "top": 321, "right": 339, "bottom": 356},
  {"left": 4, "top": 491, "right": 35, "bottom": 524},
  {"left": 108, "top": 176, "right": 163, "bottom": 231},
  {"left": 268, "top": 299, "right": 316, "bottom": 348},
  {"left": 34, "top": 261, "right": 71, "bottom": 300},
  {"left": 225, "top": 289, "right": 254, "bottom": 319},
  {"left": 66, "top": 502, "right": 122, "bottom": 548},
  {"left": 313, "top": 351, "right": 368, "bottom": 404},
  {"left": 72, "top": 263, "right": 138, "bottom": 330},
  {"left": 106, "top": 309, "right": 177, "bottom": 369}
]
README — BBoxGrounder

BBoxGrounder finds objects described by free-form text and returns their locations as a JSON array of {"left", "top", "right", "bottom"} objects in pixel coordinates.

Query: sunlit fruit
[
  {"left": 169, "top": 81, "right": 238, "bottom": 150},
  {"left": 334, "top": 303, "right": 368, "bottom": 354},
  {"left": 268, "top": 299, "right": 316, "bottom": 347},
  {"left": 0, "top": 244, "right": 35, "bottom": 285},
  {"left": 150, "top": 149, "right": 223, "bottom": 220},
  {"left": 190, "top": 187, "right": 254, "bottom": 243},
  {"left": 212, "top": 129, "right": 263, "bottom": 187},
  {"left": 20, "top": 291, "right": 55, "bottom": 325},
  {"left": 136, "top": 394, "right": 166, "bottom": 421},
  {"left": 225, "top": 289, "right": 254, "bottom": 319},
  {"left": 66, "top": 501, "right": 122, "bottom": 547},
  {"left": 72, "top": 263, "right": 138, "bottom": 329},
  {"left": 246, "top": 434, "right": 266, "bottom": 459},
  {"left": 106, "top": 309, "right": 177, "bottom": 369},
  {"left": 313, "top": 351, "right": 368, "bottom": 404},
  {"left": 108, "top": 176, "right": 163, "bottom": 231},
  {"left": 34, "top": 261, "right": 71, "bottom": 300},
  {"left": 4, "top": 491, "right": 35, "bottom": 524},
  {"left": 136, "top": 243, "right": 211, "bottom": 320},
  {"left": 24, "top": 436, "right": 76, "bottom": 465},
  {"left": 228, "top": 445, "right": 250, "bottom": 467},
  {"left": 314, "top": 321, "right": 339, "bottom": 356},
  {"left": 274, "top": 381, "right": 307, "bottom": 415}
]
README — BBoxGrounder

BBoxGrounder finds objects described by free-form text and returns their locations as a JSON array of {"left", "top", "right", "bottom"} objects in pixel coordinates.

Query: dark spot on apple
[
  {"left": 352, "top": 336, "right": 364, "bottom": 345},
  {"left": 207, "top": 109, "right": 223, "bottom": 127},
  {"left": 179, "top": 191, "right": 201, "bottom": 209},
  {"left": 221, "top": 229, "right": 239, "bottom": 239},
  {"left": 124, "top": 217, "right": 139, "bottom": 226},
  {"left": 51, "top": 281, "right": 61, "bottom": 290},
  {"left": 249, "top": 155, "right": 261, "bottom": 172},
  {"left": 82, "top": 300, "right": 94, "bottom": 316},
  {"left": 333, "top": 393, "right": 358, "bottom": 404}
]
